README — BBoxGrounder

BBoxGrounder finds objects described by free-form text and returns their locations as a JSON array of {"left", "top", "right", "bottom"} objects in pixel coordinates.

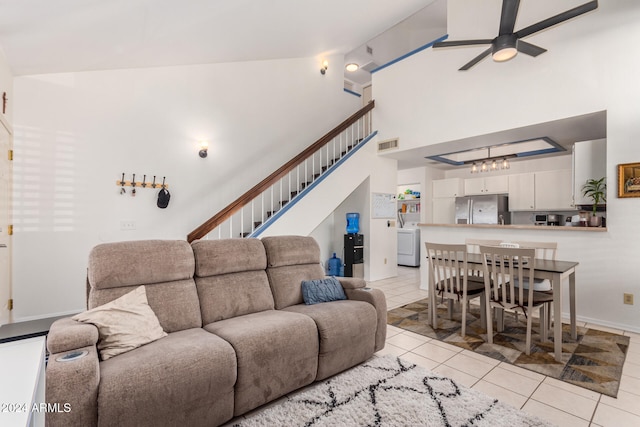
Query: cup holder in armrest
[{"left": 56, "top": 350, "right": 89, "bottom": 362}]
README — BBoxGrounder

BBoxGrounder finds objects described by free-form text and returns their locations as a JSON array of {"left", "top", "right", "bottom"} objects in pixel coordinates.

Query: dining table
[{"left": 432, "top": 253, "right": 579, "bottom": 362}]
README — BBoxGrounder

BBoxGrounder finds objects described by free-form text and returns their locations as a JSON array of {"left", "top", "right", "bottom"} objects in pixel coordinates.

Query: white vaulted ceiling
[{"left": 0, "top": 0, "right": 436, "bottom": 76}]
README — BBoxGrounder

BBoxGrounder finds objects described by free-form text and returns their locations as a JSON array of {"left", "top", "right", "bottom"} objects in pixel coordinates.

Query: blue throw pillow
[{"left": 301, "top": 277, "right": 347, "bottom": 305}]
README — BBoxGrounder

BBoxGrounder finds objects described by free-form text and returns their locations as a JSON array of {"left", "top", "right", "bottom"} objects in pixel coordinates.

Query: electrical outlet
[
  {"left": 120, "top": 220, "right": 136, "bottom": 231},
  {"left": 624, "top": 293, "right": 634, "bottom": 305}
]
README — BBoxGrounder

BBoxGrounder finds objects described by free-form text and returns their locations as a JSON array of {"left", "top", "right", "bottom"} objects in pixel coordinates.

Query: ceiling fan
[{"left": 433, "top": 0, "right": 598, "bottom": 71}]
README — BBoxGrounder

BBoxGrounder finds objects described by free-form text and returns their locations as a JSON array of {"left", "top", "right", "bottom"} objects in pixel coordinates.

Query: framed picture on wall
[{"left": 618, "top": 162, "right": 640, "bottom": 198}]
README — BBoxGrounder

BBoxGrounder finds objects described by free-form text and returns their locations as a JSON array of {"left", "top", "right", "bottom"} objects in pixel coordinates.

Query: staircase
[{"left": 187, "top": 101, "right": 375, "bottom": 242}]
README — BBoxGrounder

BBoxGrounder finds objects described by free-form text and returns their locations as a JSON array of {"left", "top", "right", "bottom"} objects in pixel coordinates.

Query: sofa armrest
[
  {"left": 47, "top": 317, "right": 99, "bottom": 355},
  {"left": 46, "top": 318, "right": 100, "bottom": 427},
  {"left": 46, "top": 345, "right": 100, "bottom": 427},
  {"left": 344, "top": 288, "right": 387, "bottom": 352},
  {"left": 334, "top": 276, "right": 366, "bottom": 290}
]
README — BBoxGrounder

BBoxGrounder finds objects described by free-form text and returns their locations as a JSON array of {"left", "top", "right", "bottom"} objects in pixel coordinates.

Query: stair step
[
  {"left": 241, "top": 232, "right": 251, "bottom": 238},
  {"left": 267, "top": 210, "right": 277, "bottom": 218},
  {"left": 254, "top": 221, "right": 262, "bottom": 228},
  {"left": 290, "top": 190, "right": 298, "bottom": 198},
  {"left": 280, "top": 200, "right": 289, "bottom": 207}
]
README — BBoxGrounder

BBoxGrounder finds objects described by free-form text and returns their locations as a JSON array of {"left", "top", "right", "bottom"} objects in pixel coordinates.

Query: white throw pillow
[{"left": 72, "top": 285, "right": 167, "bottom": 360}]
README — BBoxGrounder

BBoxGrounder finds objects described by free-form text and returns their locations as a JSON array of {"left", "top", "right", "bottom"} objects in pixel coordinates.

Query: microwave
[{"left": 534, "top": 214, "right": 547, "bottom": 225}]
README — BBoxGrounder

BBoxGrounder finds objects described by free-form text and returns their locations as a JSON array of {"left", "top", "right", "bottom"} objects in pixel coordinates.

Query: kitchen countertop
[{"left": 417, "top": 223, "right": 607, "bottom": 232}]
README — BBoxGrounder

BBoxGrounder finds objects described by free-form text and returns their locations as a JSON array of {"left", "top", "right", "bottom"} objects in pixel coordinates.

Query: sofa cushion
[
  {"left": 204, "top": 310, "right": 319, "bottom": 416},
  {"left": 88, "top": 240, "right": 194, "bottom": 289},
  {"left": 262, "top": 235, "right": 320, "bottom": 268},
  {"left": 195, "top": 270, "right": 275, "bottom": 323},
  {"left": 192, "top": 239, "right": 275, "bottom": 322},
  {"left": 263, "top": 235, "right": 326, "bottom": 309},
  {"left": 73, "top": 286, "right": 167, "bottom": 360},
  {"left": 88, "top": 279, "right": 202, "bottom": 334},
  {"left": 87, "top": 240, "right": 202, "bottom": 333},
  {"left": 192, "top": 238, "right": 267, "bottom": 276},
  {"left": 266, "top": 264, "right": 326, "bottom": 309},
  {"left": 283, "top": 300, "right": 377, "bottom": 380},
  {"left": 98, "top": 328, "right": 236, "bottom": 427},
  {"left": 301, "top": 277, "right": 347, "bottom": 305}
]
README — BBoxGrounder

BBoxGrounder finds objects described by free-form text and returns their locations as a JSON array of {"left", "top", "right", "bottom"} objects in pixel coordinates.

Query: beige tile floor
[{"left": 373, "top": 266, "right": 640, "bottom": 427}]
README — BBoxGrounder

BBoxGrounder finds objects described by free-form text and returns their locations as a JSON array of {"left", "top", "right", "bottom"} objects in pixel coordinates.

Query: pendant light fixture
[{"left": 468, "top": 147, "right": 515, "bottom": 173}]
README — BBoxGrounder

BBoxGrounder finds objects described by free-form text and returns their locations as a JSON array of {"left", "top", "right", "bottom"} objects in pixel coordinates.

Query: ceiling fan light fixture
[
  {"left": 345, "top": 63, "right": 359, "bottom": 72},
  {"left": 492, "top": 34, "right": 518, "bottom": 62}
]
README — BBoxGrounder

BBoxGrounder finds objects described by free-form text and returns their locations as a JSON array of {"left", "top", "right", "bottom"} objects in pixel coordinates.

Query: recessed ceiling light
[{"left": 345, "top": 63, "right": 359, "bottom": 72}]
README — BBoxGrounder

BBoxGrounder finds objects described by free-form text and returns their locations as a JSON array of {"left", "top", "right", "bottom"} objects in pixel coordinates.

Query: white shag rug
[{"left": 235, "top": 355, "right": 553, "bottom": 427}]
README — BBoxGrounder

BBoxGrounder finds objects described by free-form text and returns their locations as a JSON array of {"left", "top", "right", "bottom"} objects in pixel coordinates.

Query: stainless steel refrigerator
[{"left": 454, "top": 195, "right": 510, "bottom": 225}]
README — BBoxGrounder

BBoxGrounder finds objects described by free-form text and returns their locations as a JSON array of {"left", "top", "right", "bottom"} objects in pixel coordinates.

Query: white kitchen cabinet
[
  {"left": 508, "top": 173, "right": 535, "bottom": 211},
  {"left": 573, "top": 139, "right": 606, "bottom": 206},
  {"left": 535, "top": 170, "right": 574, "bottom": 210},
  {"left": 432, "top": 197, "right": 456, "bottom": 224},
  {"left": 432, "top": 178, "right": 463, "bottom": 198},
  {"left": 464, "top": 176, "right": 508, "bottom": 195}
]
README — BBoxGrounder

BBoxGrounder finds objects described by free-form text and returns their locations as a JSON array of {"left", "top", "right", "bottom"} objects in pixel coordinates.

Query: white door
[{"left": 0, "top": 120, "right": 11, "bottom": 325}]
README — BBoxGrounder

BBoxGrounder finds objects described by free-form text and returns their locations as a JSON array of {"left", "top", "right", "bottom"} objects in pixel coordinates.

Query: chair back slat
[
  {"left": 479, "top": 245, "right": 536, "bottom": 311},
  {"left": 425, "top": 242, "right": 467, "bottom": 296}
]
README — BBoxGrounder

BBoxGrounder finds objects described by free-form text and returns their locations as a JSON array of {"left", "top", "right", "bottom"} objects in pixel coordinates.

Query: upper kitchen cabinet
[
  {"left": 535, "top": 170, "right": 574, "bottom": 210},
  {"left": 464, "top": 176, "right": 509, "bottom": 195},
  {"left": 573, "top": 139, "right": 606, "bottom": 206},
  {"left": 509, "top": 170, "right": 574, "bottom": 211},
  {"left": 432, "top": 178, "right": 464, "bottom": 198},
  {"left": 508, "top": 173, "right": 535, "bottom": 211}
]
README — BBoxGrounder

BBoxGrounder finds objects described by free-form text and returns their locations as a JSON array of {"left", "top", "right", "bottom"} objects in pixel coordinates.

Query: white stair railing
[{"left": 187, "top": 101, "right": 375, "bottom": 242}]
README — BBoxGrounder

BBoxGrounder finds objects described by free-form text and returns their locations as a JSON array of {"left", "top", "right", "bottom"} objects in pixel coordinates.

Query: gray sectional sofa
[{"left": 45, "top": 235, "right": 387, "bottom": 427}]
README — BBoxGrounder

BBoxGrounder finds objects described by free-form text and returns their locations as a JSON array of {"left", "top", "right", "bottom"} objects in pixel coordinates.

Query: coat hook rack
[
  {"left": 115, "top": 173, "right": 169, "bottom": 190},
  {"left": 119, "top": 173, "right": 126, "bottom": 194}
]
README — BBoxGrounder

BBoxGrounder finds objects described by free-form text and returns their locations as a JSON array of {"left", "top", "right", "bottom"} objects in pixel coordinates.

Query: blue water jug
[
  {"left": 346, "top": 213, "right": 360, "bottom": 234},
  {"left": 327, "top": 253, "right": 342, "bottom": 276}
]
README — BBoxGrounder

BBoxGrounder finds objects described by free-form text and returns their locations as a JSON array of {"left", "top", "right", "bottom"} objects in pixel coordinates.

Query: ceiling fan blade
[
  {"left": 499, "top": 0, "right": 520, "bottom": 35},
  {"left": 515, "top": 0, "right": 598, "bottom": 39},
  {"left": 459, "top": 48, "right": 492, "bottom": 71},
  {"left": 433, "top": 39, "right": 493, "bottom": 48},
  {"left": 517, "top": 40, "right": 547, "bottom": 57}
]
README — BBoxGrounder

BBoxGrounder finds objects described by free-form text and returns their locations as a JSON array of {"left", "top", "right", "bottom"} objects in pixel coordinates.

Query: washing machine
[{"left": 397, "top": 228, "right": 420, "bottom": 267}]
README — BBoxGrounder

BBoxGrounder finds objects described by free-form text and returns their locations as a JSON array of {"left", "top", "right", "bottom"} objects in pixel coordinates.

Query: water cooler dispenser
[{"left": 344, "top": 234, "right": 364, "bottom": 278}]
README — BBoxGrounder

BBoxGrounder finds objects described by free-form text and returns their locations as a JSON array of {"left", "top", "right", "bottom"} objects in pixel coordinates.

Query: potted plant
[{"left": 582, "top": 177, "right": 606, "bottom": 226}]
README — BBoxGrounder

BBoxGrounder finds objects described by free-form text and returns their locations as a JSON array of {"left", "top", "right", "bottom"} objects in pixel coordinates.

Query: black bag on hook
[{"left": 157, "top": 188, "right": 171, "bottom": 209}]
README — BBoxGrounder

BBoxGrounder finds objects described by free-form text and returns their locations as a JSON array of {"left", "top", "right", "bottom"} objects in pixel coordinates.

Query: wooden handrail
[{"left": 187, "top": 100, "right": 375, "bottom": 242}]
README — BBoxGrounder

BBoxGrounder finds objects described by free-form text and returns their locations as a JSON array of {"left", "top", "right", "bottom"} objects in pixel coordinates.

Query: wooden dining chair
[
  {"left": 425, "top": 242, "right": 486, "bottom": 337},
  {"left": 479, "top": 245, "right": 553, "bottom": 355},
  {"left": 464, "top": 239, "right": 503, "bottom": 284},
  {"left": 465, "top": 238, "right": 503, "bottom": 254},
  {"left": 514, "top": 241, "right": 558, "bottom": 335}
]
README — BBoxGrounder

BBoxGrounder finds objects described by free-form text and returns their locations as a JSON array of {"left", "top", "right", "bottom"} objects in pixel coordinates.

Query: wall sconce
[
  {"left": 320, "top": 60, "right": 328, "bottom": 75},
  {"left": 198, "top": 140, "right": 208, "bottom": 158}
]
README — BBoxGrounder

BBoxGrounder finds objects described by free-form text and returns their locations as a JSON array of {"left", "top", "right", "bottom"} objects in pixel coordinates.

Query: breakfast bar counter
[{"left": 418, "top": 223, "right": 607, "bottom": 232}]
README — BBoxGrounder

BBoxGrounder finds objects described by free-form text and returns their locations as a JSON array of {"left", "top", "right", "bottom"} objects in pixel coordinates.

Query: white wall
[
  {"left": 0, "top": 46, "right": 13, "bottom": 127},
  {"left": 374, "top": 0, "right": 640, "bottom": 331},
  {"left": 12, "top": 54, "right": 360, "bottom": 320}
]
